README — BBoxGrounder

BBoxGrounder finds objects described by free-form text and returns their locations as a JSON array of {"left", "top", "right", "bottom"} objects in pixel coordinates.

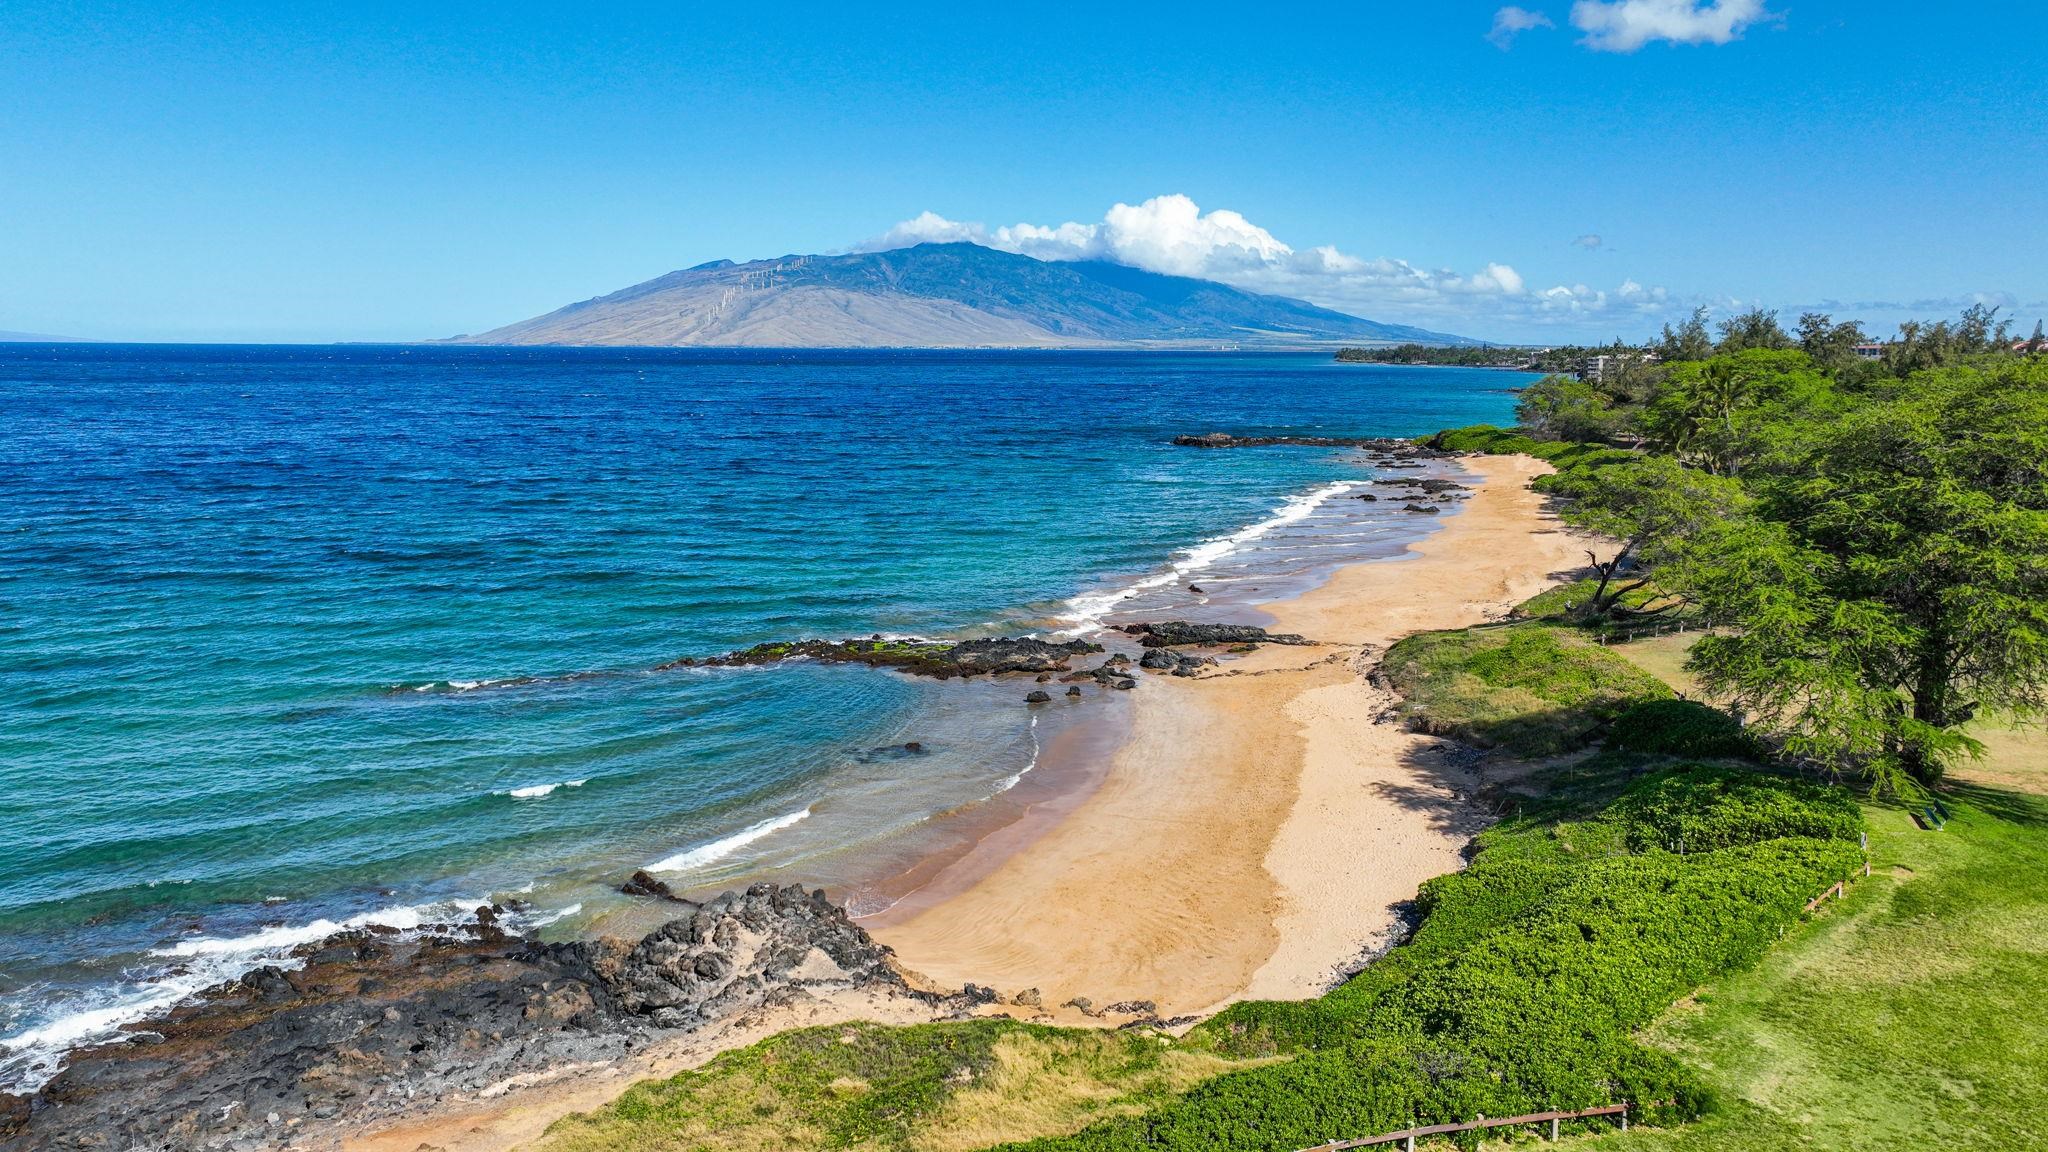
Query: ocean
[{"left": 0, "top": 344, "right": 1532, "bottom": 1092}]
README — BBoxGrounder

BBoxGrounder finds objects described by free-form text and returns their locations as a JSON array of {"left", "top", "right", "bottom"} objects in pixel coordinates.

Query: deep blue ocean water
[{"left": 0, "top": 344, "right": 1529, "bottom": 1090}]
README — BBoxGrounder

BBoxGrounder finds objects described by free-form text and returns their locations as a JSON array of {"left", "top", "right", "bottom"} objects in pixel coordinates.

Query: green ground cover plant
[
  {"left": 534, "top": 1021, "right": 1251, "bottom": 1152},
  {"left": 532, "top": 762, "right": 1866, "bottom": 1152},
  {"left": 1603, "top": 699, "right": 1757, "bottom": 761},
  {"left": 993, "top": 764, "right": 1865, "bottom": 1152},
  {"left": 1379, "top": 625, "right": 1673, "bottom": 757}
]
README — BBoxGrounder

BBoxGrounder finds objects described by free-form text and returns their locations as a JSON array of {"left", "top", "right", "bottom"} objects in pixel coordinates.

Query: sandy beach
[
  {"left": 345, "top": 453, "right": 1586, "bottom": 1150},
  {"left": 867, "top": 454, "right": 1586, "bottom": 1015}
]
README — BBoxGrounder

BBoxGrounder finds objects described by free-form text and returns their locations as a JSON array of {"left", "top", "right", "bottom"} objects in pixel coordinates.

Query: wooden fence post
[
  {"left": 1621, "top": 1103, "right": 1629, "bottom": 1132},
  {"left": 1550, "top": 1116, "right": 1561, "bottom": 1140}
]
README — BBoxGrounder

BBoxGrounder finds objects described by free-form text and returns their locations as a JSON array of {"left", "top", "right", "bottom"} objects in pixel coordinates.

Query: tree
[
  {"left": 1686, "top": 358, "right": 2048, "bottom": 787},
  {"left": 1516, "top": 374, "right": 1618, "bottom": 443},
  {"left": 1638, "top": 350, "right": 1840, "bottom": 477},
  {"left": 1547, "top": 456, "right": 1746, "bottom": 622},
  {"left": 1796, "top": 311, "right": 1868, "bottom": 374},
  {"left": 1715, "top": 307, "right": 1793, "bottom": 353},
  {"left": 1654, "top": 306, "right": 1715, "bottom": 362},
  {"left": 2027, "top": 320, "right": 2045, "bottom": 356},
  {"left": 1885, "top": 305, "right": 2015, "bottom": 376}
]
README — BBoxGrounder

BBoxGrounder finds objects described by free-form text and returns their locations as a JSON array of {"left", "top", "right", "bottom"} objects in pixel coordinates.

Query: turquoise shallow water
[{"left": 0, "top": 345, "right": 1529, "bottom": 1090}]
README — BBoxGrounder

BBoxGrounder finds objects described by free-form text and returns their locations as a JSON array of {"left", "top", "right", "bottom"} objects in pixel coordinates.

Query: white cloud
[
  {"left": 1573, "top": 233, "right": 1604, "bottom": 249},
  {"left": 1570, "top": 0, "right": 1771, "bottom": 53},
  {"left": 858, "top": 194, "right": 1673, "bottom": 334},
  {"left": 1488, "top": 7, "right": 1555, "bottom": 50}
]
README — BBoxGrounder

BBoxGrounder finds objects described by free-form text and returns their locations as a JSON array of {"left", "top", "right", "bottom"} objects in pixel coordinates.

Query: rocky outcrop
[
  {"left": 1116, "top": 622, "right": 1311, "bottom": 647},
  {"left": 1173, "top": 433, "right": 1442, "bottom": 453},
  {"left": 1138, "top": 649, "right": 1216, "bottom": 677},
  {"left": 1376, "top": 476, "right": 1468, "bottom": 494},
  {"left": 0, "top": 885, "right": 913, "bottom": 1152},
  {"left": 665, "top": 636, "right": 1101, "bottom": 680}
]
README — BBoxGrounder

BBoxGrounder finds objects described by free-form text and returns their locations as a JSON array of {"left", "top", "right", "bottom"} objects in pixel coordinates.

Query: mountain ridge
[{"left": 455, "top": 243, "right": 1473, "bottom": 348}]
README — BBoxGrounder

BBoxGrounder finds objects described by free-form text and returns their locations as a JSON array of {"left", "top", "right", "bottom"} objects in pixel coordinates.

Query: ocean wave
[
  {"left": 503, "top": 779, "right": 587, "bottom": 799},
  {"left": 1056, "top": 480, "right": 1356, "bottom": 633},
  {"left": 0, "top": 897, "right": 526, "bottom": 1097},
  {"left": 646, "top": 807, "right": 813, "bottom": 875},
  {"left": 994, "top": 713, "right": 1041, "bottom": 794}
]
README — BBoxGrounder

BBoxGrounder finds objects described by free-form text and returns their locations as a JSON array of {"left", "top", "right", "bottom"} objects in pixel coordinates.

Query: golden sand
[{"left": 870, "top": 455, "right": 1586, "bottom": 1014}]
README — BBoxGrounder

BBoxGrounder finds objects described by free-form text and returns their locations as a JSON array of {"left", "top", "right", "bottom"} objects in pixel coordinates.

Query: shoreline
[
  {"left": 327, "top": 454, "right": 1583, "bottom": 1150},
  {"left": 866, "top": 454, "right": 1583, "bottom": 1016},
  {"left": 333, "top": 454, "right": 1583, "bottom": 1150},
  {"left": 2, "top": 452, "right": 1583, "bottom": 1152}
]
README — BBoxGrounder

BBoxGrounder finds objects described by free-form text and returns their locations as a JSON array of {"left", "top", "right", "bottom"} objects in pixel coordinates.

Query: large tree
[
  {"left": 1686, "top": 358, "right": 2048, "bottom": 787},
  {"left": 1546, "top": 455, "right": 1746, "bottom": 622}
]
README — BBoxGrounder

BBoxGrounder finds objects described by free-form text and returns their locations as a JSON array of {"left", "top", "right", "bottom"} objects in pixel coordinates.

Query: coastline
[
  {"left": 865, "top": 454, "right": 1583, "bottom": 1016},
  {"left": 327, "top": 453, "right": 1582, "bottom": 1151},
  {"left": 337, "top": 454, "right": 1584, "bottom": 1151},
  {"left": 3, "top": 452, "right": 1583, "bottom": 1152}
]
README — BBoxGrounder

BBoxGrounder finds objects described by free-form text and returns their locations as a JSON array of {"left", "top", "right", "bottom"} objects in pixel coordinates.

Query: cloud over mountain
[{"left": 864, "top": 195, "right": 1670, "bottom": 332}]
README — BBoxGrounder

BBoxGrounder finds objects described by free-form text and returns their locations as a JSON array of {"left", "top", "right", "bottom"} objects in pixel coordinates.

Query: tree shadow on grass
[{"left": 1945, "top": 781, "right": 2048, "bottom": 830}]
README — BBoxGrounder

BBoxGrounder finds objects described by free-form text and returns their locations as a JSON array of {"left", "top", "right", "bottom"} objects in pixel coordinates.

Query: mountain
[
  {"left": 455, "top": 243, "right": 1472, "bottom": 348},
  {"left": 0, "top": 330, "right": 91, "bottom": 342}
]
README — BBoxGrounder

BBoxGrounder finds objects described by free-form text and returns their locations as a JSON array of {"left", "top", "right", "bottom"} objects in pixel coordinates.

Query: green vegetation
[
  {"left": 1335, "top": 344, "right": 1608, "bottom": 373},
  {"left": 1510, "top": 578, "right": 1673, "bottom": 623},
  {"left": 1380, "top": 625, "right": 1673, "bottom": 757},
  {"left": 535, "top": 1021, "right": 1252, "bottom": 1152},
  {"left": 1585, "top": 784, "right": 2048, "bottom": 1150},
  {"left": 1604, "top": 699, "right": 1757, "bottom": 761},
  {"left": 1430, "top": 306, "right": 2048, "bottom": 789},
  {"left": 993, "top": 765, "right": 1865, "bottom": 1152}
]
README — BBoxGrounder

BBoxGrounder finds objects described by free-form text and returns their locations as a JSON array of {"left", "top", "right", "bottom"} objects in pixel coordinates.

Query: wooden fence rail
[{"left": 1295, "top": 1104, "right": 1630, "bottom": 1151}]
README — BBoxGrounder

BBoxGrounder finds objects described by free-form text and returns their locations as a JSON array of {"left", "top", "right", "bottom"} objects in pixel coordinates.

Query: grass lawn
[
  {"left": 1542, "top": 636, "right": 2048, "bottom": 1150},
  {"left": 1601, "top": 631, "right": 1705, "bottom": 699},
  {"left": 1554, "top": 783, "right": 2048, "bottom": 1151}
]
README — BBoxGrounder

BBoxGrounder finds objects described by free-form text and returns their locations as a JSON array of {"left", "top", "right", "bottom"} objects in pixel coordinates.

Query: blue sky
[{"left": 2, "top": 1, "right": 2042, "bottom": 343}]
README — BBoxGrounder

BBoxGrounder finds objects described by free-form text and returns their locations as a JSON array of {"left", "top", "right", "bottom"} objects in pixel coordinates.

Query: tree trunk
[{"left": 1904, "top": 659, "right": 1955, "bottom": 786}]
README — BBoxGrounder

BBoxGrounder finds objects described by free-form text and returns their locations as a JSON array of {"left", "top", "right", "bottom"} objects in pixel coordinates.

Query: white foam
[
  {"left": 503, "top": 779, "right": 587, "bottom": 799},
  {"left": 647, "top": 808, "right": 813, "bottom": 874},
  {"left": 0, "top": 897, "right": 503, "bottom": 1096},
  {"left": 1056, "top": 481, "right": 1355, "bottom": 634},
  {"left": 995, "top": 713, "right": 1041, "bottom": 794}
]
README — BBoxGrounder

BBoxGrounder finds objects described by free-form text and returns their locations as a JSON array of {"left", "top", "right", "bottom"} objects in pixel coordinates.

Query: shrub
[
  {"left": 1610, "top": 764, "right": 1864, "bottom": 853},
  {"left": 1009, "top": 767, "right": 1864, "bottom": 1152},
  {"left": 1606, "top": 698, "right": 1759, "bottom": 759}
]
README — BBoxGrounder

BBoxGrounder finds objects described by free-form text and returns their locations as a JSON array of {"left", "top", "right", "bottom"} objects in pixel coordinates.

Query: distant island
[{"left": 452, "top": 241, "right": 1475, "bottom": 349}]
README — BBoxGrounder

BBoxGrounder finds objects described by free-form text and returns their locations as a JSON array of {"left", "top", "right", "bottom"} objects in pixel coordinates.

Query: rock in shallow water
[
  {"left": 665, "top": 636, "right": 1102, "bottom": 679},
  {"left": 1116, "top": 621, "right": 1310, "bottom": 647}
]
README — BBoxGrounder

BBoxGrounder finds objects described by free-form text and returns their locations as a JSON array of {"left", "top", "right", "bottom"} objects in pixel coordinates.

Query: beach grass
[
  {"left": 1380, "top": 624, "right": 1673, "bottom": 757},
  {"left": 530, "top": 1021, "right": 1254, "bottom": 1152}
]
